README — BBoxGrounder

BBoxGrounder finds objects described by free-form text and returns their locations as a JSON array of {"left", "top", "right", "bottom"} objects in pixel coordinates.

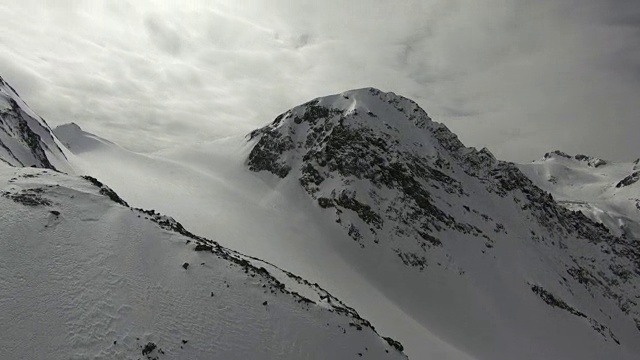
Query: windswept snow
[{"left": 0, "top": 164, "right": 406, "bottom": 360}]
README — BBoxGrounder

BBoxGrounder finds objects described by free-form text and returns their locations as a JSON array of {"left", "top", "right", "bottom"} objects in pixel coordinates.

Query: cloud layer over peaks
[{"left": 0, "top": 0, "right": 638, "bottom": 161}]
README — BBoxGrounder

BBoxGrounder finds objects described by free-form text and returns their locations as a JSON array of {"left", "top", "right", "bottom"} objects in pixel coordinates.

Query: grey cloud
[
  {"left": 144, "top": 15, "right": 185, "bottom": 55},
  {"left": 0, "top": 0, "right": 638, "bottom": 161}
]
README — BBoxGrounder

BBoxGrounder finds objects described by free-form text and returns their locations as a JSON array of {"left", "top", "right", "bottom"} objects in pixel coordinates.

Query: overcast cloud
[{"left": 0, "top": 0, "right": 638, "bottom": 162}]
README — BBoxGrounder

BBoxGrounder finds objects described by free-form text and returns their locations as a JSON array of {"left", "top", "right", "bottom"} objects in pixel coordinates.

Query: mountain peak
[
  {"left": 247, "top": 88, "right": 489, "bottom": 179},
  {"left": 254, "top": 87, "right": 434, "bottom": 134},
  {"left": 542, "top": 150, "right": 607, "bottom": 168}
]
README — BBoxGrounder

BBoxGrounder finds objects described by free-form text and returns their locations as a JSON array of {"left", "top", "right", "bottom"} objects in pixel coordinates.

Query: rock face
[
  {"left": 249, "top": 88, "right": 495, "bottom": 265},
  {"left": 617, "top": 171, "right": 640, "bottom": 188},
  {"left": 248, "top": 88, "right": 640, "bottom": 359},
  {"left": 0, "top": 76, "right": 68, "bottom": 171}
]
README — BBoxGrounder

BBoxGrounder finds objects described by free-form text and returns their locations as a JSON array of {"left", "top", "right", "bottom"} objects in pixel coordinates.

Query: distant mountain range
[{"left": 2, "top": 76, "right": 639, "bottom": 359}]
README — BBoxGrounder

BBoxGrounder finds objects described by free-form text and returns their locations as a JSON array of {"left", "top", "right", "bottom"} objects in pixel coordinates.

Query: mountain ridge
[
  {"left": 0, "top": 76, "right": 69, "bottom": 171},
  {"left": 32, "top": 84, "right": 640, "bottom": 359}
]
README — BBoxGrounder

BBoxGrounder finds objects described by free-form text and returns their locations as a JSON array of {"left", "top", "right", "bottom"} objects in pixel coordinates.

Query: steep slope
[
  {"left": 56, "top": 88, "right": 640, "bottom": 359},
  {"left": 247, "top": 88, "right": 640, "bottom": 359},
  {"left": 0, "top": 76, "right": 69, "bottom": 171},
  {"left": 0, "top": 163, "right": 406, "bottom": 360},
  {"left": 520, "top": 151, "right": 640, "bottom": 240}
]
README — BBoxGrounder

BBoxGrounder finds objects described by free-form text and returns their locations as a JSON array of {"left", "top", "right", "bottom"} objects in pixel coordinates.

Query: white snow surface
[
  {"left": 0, "top": 164, "right": 406, "bottom": 360},
  {"left": 520, "top": 151, "right": 640, "bottom": 239},
  {"left": 55, "top": 88, "right": 640, "bottom": 360}
]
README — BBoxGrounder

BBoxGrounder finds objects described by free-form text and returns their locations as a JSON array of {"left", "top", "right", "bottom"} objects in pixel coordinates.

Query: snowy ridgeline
[
  {"left": 3, "top": 71, "right": 640, "bottom": 360},
  {"left": 0, "top": 165, "right": 406, "bottom": 360},
  {"left": 0, "top": 76, "right": 70, "bottom": 172}
]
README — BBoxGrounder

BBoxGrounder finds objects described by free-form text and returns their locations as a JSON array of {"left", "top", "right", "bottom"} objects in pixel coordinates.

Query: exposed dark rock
[
  {"left": 1, "top": 188, "right": 51, "bottom": 206},
  {"left": 616, "top": 171, "right": 640, "bottom": 188},
  {"left": 383, "top": 337, "right": 404, "bottom": 352},
  {"left": 0, "top": 82, "right": 66, "bottom": 170},
  {"left": 531, "top": 284, "right": 586, "bottom": 318},
  {"left": 81, "top": 176, "right": 129, "bottom": 207},
  {"left": 544, "top": 150, "right": 572, "bottom": 159},
  {"left": 141, "top": 342, "right": 156, "bottom": 356},
  {"left": 574, "top": 154, "right": 607, "bottom": 168},
  {"left": 194, "top": 244, "right": 213, "bottom": 252}
]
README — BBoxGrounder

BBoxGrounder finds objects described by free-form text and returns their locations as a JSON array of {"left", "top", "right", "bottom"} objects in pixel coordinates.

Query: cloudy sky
[{"left": 0, "top": 0, "right": 638, "bottom": 162}]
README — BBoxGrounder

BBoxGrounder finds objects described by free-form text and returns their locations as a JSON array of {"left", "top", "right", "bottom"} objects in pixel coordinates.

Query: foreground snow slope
[
  {"left": 520, "top": 151, "right": 640, "bottom": 240},
  {"left": 0, "top": 164, "right": 406, "bottom": 360},
  {"left": 57, "top": 88, "right": 640, "bottom": 359}
]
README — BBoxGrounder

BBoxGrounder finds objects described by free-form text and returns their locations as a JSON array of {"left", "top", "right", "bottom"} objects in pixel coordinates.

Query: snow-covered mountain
[
  {"left": 520, "top": 151, "right": 640, "bottom": 240},
  {"left": 0, "top": 76, "right": 69, "bottom": 172},
  {"left": 244, "top": 88, "right": 640, "bottom": 359},
  {"left": 41, "top": 85, "right": 640, "bottom": 359},
  {"left": 0, "top": 78, "right": 407, "bottom": 359}
]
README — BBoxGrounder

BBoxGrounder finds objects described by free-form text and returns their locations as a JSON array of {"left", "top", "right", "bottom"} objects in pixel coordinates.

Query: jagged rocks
[
  {"left": 0, "top": 77, "right": 68, "bottom": 170},
  {"left": 383, "top": 337, "right": 404, "bottom": 353},
  {"left": 616, "top": 171, "right": 640, "bottom": 188},
  {"left": 247, "top": 130, "right": 293, "bottom": 178},
  {"left": 530, "top": 284, "right": 586, "bottom": 318},
  {"left": 81, "top": 175, "right": 130, "bottom": 207},
  {"left": 544, "top": 150, "right": 572, "bottom": 159},
  {"left": 574, "top": 154, "right": 607, "bottom": 168}
]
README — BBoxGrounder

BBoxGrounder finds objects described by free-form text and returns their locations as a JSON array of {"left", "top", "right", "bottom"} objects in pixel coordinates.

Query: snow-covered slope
[
  {"left": 55, "top": 87, "right": 640, "bottom": 360},
  {"left": 520, "top": 151, "right": 640, "bottom": 240},
  {"left": 0, "top": 163, "right": 406, "bottom": 360},
  {"left": 0, "top": 76, "right": 70, "bottom": 171}
]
